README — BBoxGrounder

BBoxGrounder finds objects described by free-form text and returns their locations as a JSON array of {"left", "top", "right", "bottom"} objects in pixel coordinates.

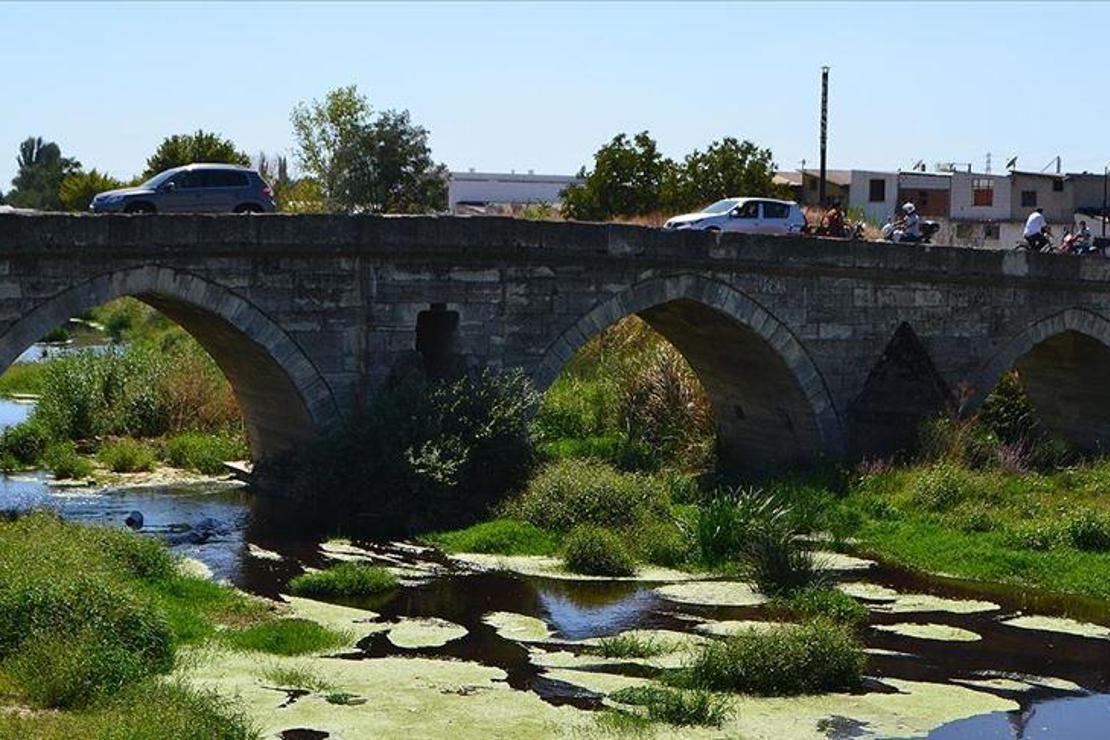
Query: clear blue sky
[{"left": 2, "top": 1, "right": 1107, "bottom": 190}]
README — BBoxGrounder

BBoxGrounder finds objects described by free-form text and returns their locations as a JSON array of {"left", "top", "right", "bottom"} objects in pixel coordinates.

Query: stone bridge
[{"left": 1, "top": 213, "right": 1108, "bottom": 469}]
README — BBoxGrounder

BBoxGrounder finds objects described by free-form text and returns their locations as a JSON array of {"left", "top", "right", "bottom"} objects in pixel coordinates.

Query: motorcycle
[{"left": 881, "top": 219, "right": 940, "bottom": 244}]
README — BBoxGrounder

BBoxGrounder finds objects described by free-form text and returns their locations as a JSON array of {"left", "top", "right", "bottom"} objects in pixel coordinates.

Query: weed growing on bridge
[{"left": 289, "top": 562, "right": 398, "bottom": 598}]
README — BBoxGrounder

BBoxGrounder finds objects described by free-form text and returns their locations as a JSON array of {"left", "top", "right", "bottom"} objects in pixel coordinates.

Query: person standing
[{"left": 1024, "top": 207, "right": 1049, "bottom": 250}]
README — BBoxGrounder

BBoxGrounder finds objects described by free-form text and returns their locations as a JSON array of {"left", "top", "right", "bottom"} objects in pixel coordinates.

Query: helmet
[{"left": 902, "top": 203, "right": 916, "bottom": 214}]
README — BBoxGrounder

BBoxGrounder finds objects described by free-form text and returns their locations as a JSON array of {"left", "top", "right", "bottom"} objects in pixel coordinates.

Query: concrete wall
[
  {"left": 951, "top": 172, "right": 1012, "bottom": 221},
  {"left": 2, "top": 213, "right": 1109, "bottom": 472}
]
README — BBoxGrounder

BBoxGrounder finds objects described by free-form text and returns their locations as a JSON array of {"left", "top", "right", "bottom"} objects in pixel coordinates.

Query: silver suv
[{"left": 89, "top": 163, "right": 276, "bottom": 214}]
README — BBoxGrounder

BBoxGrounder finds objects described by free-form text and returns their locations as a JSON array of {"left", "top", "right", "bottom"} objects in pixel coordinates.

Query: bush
[
  {"left": 3, "top": 628, "right": 148, "bottom": 708},
  {"left": 1030, "top": 434, "right": 1079, "bottom": 472},
  {"left": 609, "top": 686, "right": 730, "bottom": 727},
  {"left": 978, "top": 370, "right": 1038, "bottom": 445},
  {"left": 289, "top": 562, "right": 398, "bottom": 598},
  {"left": 511, "top": 459, "right": 668, "bottom": 532},
  {"left": 772, "top": 587, "right": 868, "bottom": 625},
  {"left": 222, "top": 618, "right": 348, "bottom": 656},
  {"left": 98, "top": 438, "right": 157, "bottom": 473},
  {"left": 1, "top": 418, "right": 51, "bottom": 465},
  {"left": 426, "top": 519, "right": 558, "bottom": 556},
  {"left": 562, "top": 525, "right": 636, "bottom": 577},
  {"left": 43, "top": 441, "right": 94, "bottom": 479},
  {"left": 261, "top": 370, "right": 538, "bottom": 533},
  {"left": 0, "top": 680, "right": 260, "bottom": 739},
  {"left": 0, "top": 514, "right": 175, "bottom": 708},
  {"left": 1063, "top": 511, "right": 1110, "bottom": 552},
  {"left": 597, "top": 633, "right": 667, "bottom": 659},
  {"left": 681, "top": 620, "right": 864, "bottom": 695},
  {"left": 632, "top": 520, "right": 691, "bottom": 567},
  {"left": 165, "top": 432, "right": 246, "bottom": 474},
  {"left": 910, "top": 463, "right": 987, "bottom": 512},
  {"left": 1007, "top": 522, "right": 1063, "bottom": 551},
  {"left": 744, "top": 513, "right": 826, "bottom": 597}
]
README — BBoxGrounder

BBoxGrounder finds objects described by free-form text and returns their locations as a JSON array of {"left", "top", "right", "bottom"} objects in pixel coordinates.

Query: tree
[
  {"left": 561, "top": 132, "right": 677, "bottom": 221},
  {"left": 58, "top": 169, "right": 125, "bottom": 212},
  {"left": 142, "top": 130, "right": 249, "bottom": 179},
  {"left": 5, "top": 137, "right": 81, "bottom": 210},
  {"left": 290, "top": 85, "right": 447, "bottom": 213},
  {"left": 673, "top": 137, "right": 786, "bottom": 211}
]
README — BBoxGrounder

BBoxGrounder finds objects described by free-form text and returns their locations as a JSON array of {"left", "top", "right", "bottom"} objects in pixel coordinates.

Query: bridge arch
[
  {"left": 970, "top": 308, "right": 1110, "bottom": 451},
  {"left": 0, "top": 265, "right": 338, "bottom": 460},
  {"left": 534, "top": 274, "right": 844, "bottom": 471}
]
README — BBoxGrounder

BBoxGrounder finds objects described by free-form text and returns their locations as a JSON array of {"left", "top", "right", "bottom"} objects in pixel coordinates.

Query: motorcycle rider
[
  {"left": 822, "top": 201, "right": 846, "bottom": 237},
  {"left": 1024, "top": 208, "right": 1050, "bottom": 250},
  {"left": 1074, "top": 220, "right": 1093, "bottom": 252},
  {"left": 898, "top": 202, "right": 921, "bottom": 242}
]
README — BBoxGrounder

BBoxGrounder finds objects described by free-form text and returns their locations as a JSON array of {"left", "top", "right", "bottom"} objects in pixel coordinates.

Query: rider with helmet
[{"left": 899, "top": 202, "right": 921, "bottom": 242}]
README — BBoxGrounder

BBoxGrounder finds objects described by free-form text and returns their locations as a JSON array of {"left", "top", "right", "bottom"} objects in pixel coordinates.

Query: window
[
  {"left": 917, "top": 190, "right": 929, "bottom": 206},
  {"left": 176, "top": 171, "right": 203, "bottom": 189},
  {"left": 972, "top": 178, "right": 994, "bottom": 207},
  {"left": 734, "top": 201, "right": 759, "bottom": 219},
  {"left": 199, "top": 170, "right": 249, "bottom": 188},
  {"left": 1021, "top": 190, "right": 1037, "bottom": 208},
  {"left": 761, "top": 201, "right": 790, "bottom": 219},
  {"left": 869, "top": 179, "right": 886, "bottom": 202},
  {"left": 983, "top": 223, "right": 1000, "bottom": 240},
  {"left": 1053, "top": 178, "right": 1064, "bottom": 192}
]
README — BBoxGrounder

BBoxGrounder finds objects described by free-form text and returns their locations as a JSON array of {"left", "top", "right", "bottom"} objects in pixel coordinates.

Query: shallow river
[{"left": 2, "top": 479, "right": 1108, "bottom": 738}]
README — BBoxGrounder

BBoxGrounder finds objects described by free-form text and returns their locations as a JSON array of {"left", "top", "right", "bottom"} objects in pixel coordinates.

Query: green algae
[
  {"left": 1001, "top": 614, "right": 1110, "bottom": 640},
  {"left": 386, "top": 618, "right": 468, "bottom": 649},
  {"left": 654, "top": 581, "right": 768, "bottom": 607},
  {"left": 872, "top": 623, "right": 982, "bottom": 642},
  {"left": 482, "top": 611, "right": 553, "bottom": 643},
  {"left": 451, "top": 553, "right": 697, "bottom": 582}
]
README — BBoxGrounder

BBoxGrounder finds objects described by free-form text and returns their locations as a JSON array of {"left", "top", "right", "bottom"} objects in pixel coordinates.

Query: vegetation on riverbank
[{"left": 0, "top": 298, "right": 247, "bottom": 479}]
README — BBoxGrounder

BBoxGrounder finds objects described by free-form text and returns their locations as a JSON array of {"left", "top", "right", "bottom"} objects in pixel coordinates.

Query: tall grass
[{"left": 289, "top": 562, "right": 398, "bottom": 598}]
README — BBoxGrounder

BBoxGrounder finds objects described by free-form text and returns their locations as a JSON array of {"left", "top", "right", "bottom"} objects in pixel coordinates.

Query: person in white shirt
[
  {"left": 1024, "top": 208, "right": 1049, "bottom": 250},
  {"left": 1074, "top": 220, "right": 1093, "bottom": 251},
  {"left": 899, "top": 202, "right": 921, "bottom": 242}
]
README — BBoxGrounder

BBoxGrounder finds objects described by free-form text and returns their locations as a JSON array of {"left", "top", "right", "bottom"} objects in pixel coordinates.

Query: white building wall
[
  {"left": 950, "top": 172, "right": 1011, "bottom": 221},
  {"left": 849, "top": 170, "right": 898, "bottom": 224}
]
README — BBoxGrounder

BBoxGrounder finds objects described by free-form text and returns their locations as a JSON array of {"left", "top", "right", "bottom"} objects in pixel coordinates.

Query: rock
[{"left": 124, "top": 510, "right": 144, "bottom": 530}]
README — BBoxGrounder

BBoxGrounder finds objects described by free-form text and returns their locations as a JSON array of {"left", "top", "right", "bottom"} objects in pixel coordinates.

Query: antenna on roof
[
  {"left": 1005, "top": 156, "right": 1017, "bottom": 171},
  {"left": 912, "top": 160, "right": 925, "bottom": 172},
  {"left": 1041, "top": 155, "right": 1061, "bottom": 174},
  {"left": 985, "top": 152, "right": 991, "bottom": 174}
]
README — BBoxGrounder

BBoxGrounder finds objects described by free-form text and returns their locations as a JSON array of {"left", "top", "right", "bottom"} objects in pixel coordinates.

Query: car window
[
  {"left": 734, "top": 201, "right": 759, "bottom": 219},
  {"left": 761, "top": 202, "right": 791, "bottom": 220},
  {"left": 176, "top": 171, "right": 203, "bottom": 189},
  {"left": 199, "top": 170, "right": 250, "bottom": 188},
  {"left": 702, "top": 199, "right": 738, "bottom": 215}
]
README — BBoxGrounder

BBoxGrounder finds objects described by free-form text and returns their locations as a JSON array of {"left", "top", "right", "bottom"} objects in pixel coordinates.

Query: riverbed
[{"left": 2, "top": 478, "right": 1108, "bottom": 738}]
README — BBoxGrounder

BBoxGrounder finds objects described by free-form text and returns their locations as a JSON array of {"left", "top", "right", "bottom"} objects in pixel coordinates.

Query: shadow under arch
[
  {"left": 534, "top": 274, "right": 844, "bottom": 471},
  {"left": 0, "top": 265, "right": 339, "bottom": 460},
  {"left": 970, "top": 308, "right": 1110, "bottom": 451}
]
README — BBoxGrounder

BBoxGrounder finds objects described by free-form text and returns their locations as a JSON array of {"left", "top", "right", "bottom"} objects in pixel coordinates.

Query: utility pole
[{"left": 819, "top": 66, "right": 829, "bottom": 207}]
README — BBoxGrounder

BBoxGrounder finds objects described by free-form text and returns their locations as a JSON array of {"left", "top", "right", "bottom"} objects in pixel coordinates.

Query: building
[
  {"left": 448, "top": 170, "right": 582, "bottom": 213},
  {"left": 774, "top": 169, "right": 851, "bottom": 206}
]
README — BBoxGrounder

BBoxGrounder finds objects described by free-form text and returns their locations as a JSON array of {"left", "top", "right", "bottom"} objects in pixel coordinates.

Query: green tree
[
  {"left": 142, "top": 130, "right": 249, "bottom": 179},
  {"left": 673, "top": 137, "right": 787, "bottom": 211},
  {"left": 290, "top": 85, "right": 447, "bottom": 213},
  {"left": 5, "top": 137, "right": 81, "bottom": 210},
  {"left": 58, "top": 169, "right": 125, "bottom": 212},
  {"left": 560, "top": 132, "right": 677, "bottom": 221}
]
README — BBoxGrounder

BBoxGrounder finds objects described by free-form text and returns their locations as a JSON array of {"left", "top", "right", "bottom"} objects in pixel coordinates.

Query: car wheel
[
  {"left": 705, "top": 227, "right": 721, "bottom": 235},
  {"left": 123, "top": 202, "right": 155, "bottom": 214},
  {"left": 234, "top": 204, "right": 263, "bottom": 214}
]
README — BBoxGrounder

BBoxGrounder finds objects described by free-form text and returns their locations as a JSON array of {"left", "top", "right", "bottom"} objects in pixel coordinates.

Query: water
[
  {"left": 13, "top": 339, "right": 115, "bottom": 365},
  {"left": 2, "top": 477, "right": 1108, "bottom": 737},
  {"left": 0, "top": 398, "right": 33, "bottom": 429}
]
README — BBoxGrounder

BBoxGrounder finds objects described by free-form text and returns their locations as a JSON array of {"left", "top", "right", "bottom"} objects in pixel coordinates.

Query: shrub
[
  {"left": 1, "top": 418, "right": 51, "bottom": 465},
  {"left": 772, "top": 587, "right": 868, "bottom": 625},
  {"left": 632, "top": 520, "right": 691, "bottom": 567},
  {"left": 222, "top": 618, "right": 349, "bottom": 656},
  {"left": 98, "top": 438, "right": 157, "bottom": 473},
  {"left": 977, "top": 370, "right": 1038, "bottom": 445},
  {"left": 597, "top": 633, "right": 667, "bottom": 659},
  {"left": 910, "top": 463, "right": 986, "bottom": 512},
  {"left": 426, "top": 519, "right": 558, "bottom": 556},
  {"left": 1063, "top": 511, "right": 1110, "bottom": 552},
  {"left": 3, "top": 628, "right": 147, "bottom": 708},
  {"left": 0, "top": 680, "right": 260, "bottom": 739},
  {"left": 682, "top": 620, "right": 864, "bottom": 695},
  {"left": 43, "top": 441, "right": 94, "bottom": 479},
  {"left": 744, "top": 513, "right": 826, "bottom": 597},
  {"left": 289, "top": 562, "right": 398, "bottom": 598},
  {"left": 166, "top": 432, "right": 247, "bottom": 474},
  {"left": 609, "top": 686, "right": 730, "bottom": 727},
  {"left": 263, "top": 664, "right": 333, "bottom": 692},
  {"left": 0, "top": 361, "right": 49, "bottom": 397},
  {"left": 261, "top": 370, "right": 538, "bottom": 533},
  {"left": 562, "top": 525, "right": 636, "bottom": 577},
  {"left": 512, "top": 459, "right": 668, "bottom": 532},
  {"left": 1030, "top": 434, "right": 1079, "bottom": 472},
  {"left": 1007, "top": 522, "right": 1062, "bottom": 551}
]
